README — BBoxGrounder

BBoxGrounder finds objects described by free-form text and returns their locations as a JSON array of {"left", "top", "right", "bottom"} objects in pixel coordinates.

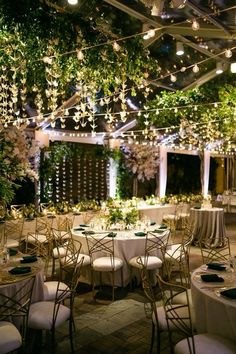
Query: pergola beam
[{"left": 182, "top": 68, "right": 219, "bottom": 91}]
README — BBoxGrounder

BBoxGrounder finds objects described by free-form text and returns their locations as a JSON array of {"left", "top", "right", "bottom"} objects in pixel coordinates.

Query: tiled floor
[{"left": 35, "top": 213, "right": 236, "bottom": 354}]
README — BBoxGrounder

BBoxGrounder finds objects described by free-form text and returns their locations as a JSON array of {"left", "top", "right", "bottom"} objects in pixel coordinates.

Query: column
[{"left": 159, "top": 145, "right": 167, "bottom": 199}]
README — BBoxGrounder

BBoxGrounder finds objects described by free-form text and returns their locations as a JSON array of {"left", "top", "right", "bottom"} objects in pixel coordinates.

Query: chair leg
[
  {"left": 149, "top": 321, "right": 155, "bottom": 354},
  {"left": 69, "top": 318, "right": 74, "bottom": 353},
  {"left": 112, "top": 270, "right": 115, "bottom": 301}
]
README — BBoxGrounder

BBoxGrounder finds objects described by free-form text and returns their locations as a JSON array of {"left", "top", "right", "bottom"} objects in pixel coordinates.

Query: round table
[
  {"left": 0, "top": 254, "right": 45, "bottom": 303},
  {"left": 190, "top": 207, "right": 226, "bottom": 247},
  {"left": 72, "top": 226, "right": 170, "bottom": 286},
  {"left": 191, "top": 265, "right": 236, "bottom": 342}
]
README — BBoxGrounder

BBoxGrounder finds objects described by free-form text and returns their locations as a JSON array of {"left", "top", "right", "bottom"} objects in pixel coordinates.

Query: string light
[
  {"left": 225, "top": 49, "right": 232, "bottom": 58},
  {"left": 113, "top": 41, "right": 121, "bottom": 52},
  {"left": 67, "top": 0, "right": 78, "bottom": 5},
  {"left": 77, "top": 49, "right": 84, "bottom": 60},
  {"left": 192, "top": 19, "right": 200, "bottom": 31},
  {"left": 192, "top": 64, "right": 199, "bottom": 73}
]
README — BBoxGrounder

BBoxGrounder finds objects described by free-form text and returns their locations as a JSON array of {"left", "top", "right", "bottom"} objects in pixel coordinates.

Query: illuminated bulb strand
[
  {"left": 2, "top": 43, "right": 236, "bottom": 130},
  {"left": 24, "top": 5, "right": 236, "bottom": 65},
  {"left": 2, "top": 41, "right": 236, "bottom": 129}
]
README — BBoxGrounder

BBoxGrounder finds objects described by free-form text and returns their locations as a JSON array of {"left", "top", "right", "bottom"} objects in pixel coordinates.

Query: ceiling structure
[
  {"left": 66, "top": 0, "right": 236, "bottom": 91},
  {"left": 41, "top": 0, "right": 236, "bottom": 143}
]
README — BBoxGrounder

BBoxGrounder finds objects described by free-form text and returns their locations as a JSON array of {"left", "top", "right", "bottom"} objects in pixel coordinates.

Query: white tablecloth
[
  {"left": 190, "top": 207, "right": 226, "bottom": 247},
  {"left": 0, "top": 256, "right": 45, "bottom": 303},
  {"left": 72, "top": 226, "right": 169, "bottom": 287},
  {"left": 191, "top": 266, "right": 236, "bottom": 342},
  {"left": 137, "top": 204, "right": 176, "bottom": 224}
]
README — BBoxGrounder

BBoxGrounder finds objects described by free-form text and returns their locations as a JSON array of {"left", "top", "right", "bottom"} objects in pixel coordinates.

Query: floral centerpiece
[{"left": 106, "top": 206, "right": 139, "bottom": 229}]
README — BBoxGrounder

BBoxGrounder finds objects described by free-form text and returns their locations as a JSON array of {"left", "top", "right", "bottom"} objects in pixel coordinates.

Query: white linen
[
  {"left": 72, "top": 227, "right": 169, "bottom": 286},
  {"left": 190, "top": 207, "right": 226, "bottom": 247},
  {"left": 191, "top": 266, "right": 236, "bottom": 343}
]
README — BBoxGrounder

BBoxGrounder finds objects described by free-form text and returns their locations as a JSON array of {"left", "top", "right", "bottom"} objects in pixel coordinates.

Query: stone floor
[{"left": 34, "top": 213, "right": 236, "bottom": 354}]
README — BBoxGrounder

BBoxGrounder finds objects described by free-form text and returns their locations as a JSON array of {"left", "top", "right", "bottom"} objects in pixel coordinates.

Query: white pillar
[
  {"left": 159, "top": 145, "right": 167, "bottom": 198},
  {"left": 202, "top": 150, "right": 211, "bottom": 198},
  {"left": 108, "top": 158, "right": 118, "bottom": 198}
]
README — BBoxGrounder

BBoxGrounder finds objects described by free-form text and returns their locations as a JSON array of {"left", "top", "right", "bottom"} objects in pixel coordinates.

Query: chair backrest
[
  {"left": 200, "top": 236, "right": 231, "bottom": 264},
  {"left": 157, "top": 275, "right": 196, "bottom": 353},
  {"left": 165, "top": 241, "right": 191, "bottom": 288},
  {"left": 0, "top": 276, "right": 36, "bottom": 341},
  {"left": 35, "top": 216, "right": 53, "bottom": 235},
  {"left": 85, "top": 232, "right": 115, "bottom": 265},
  {"left": 3, "top": 218, "right": 24, "bottom": 243},
  {"left": 144, "top": 229, "right": 170, "bottom": 264},
  {"left": 137, "top": 256, "right": 161, "bottom": 328},
  {"left": 51, "top": 257, "right": 84, "bottom": 328},
  {"left": 55, "top": 214, "right": 75, "bottom": 231},
  {"left": 55, "top": 236, "right": 82, "bottom": 281}
]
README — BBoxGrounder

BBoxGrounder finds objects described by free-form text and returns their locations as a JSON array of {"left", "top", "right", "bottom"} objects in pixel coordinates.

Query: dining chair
[
  {"left": 0, "top": 275, "right": 36, "bottom": 354},
  {"left": 128, "top": 229, "right": 170, "bottom": 288},
  {"left": 3, "top": 217, "right": 24, "bottom": 249},
  {"left": 164, "top": 223, "right": 194, "bottom": 288},
  {"left": 200, "top": 235, "right": 231, "bottom": 265},
  {"left": 55, "top": 214, "right": 75, "bottom": 232},
  {"left": 51, "top": 228, "right": 91, "bottom": 280},
  {"left": 138, "top": 257, "right": 194, "bottom": 354},
  {"left": 28, "top": 257, "right": 84, "bottom": 353},
  {"left": 85, "top": 232, "right": 124, "bottom": 301},
  {"left": 25, "top": 216, "right": 53, "bottom": 254},
  {"left": 157, "top": 274, "right": 236, "bottom": 354}
]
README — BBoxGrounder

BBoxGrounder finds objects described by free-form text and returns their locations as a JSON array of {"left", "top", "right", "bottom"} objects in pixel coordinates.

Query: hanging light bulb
[
  {"left": 216, "top": 62, "right": 223, "bottom": 75},
  {"left": 192, "top": 64, "right": 199, "bottom": 73},
  {"left": 192, "top": 19, "right": 200, "bottom": 31},
  {"left": 113, "top": 41, "right": 121, "bottom": 52},
  {"left": 225, "top": 49, "right": 232, "bottom": 58},
  {"left": 176, "top": 41, "right": 184, "bottom": 56},
  {"left": 170, "top": 74, "right": 177, "bottom": 82},
  {"left": 77, "top": 49, "right": 84, "bottom": 60},
  {"left": 67, "top": 0, "right": 78, "bottom": 4},
  {"left": 230, "top": 62, "right": 236, "bottom": 73},
  {"left": 147, "top": 29, "right": 156, "bottom": 38}
]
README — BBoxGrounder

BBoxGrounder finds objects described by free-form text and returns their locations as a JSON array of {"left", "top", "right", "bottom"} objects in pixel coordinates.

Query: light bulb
[
  {"left": 192, "top": 19, "right": 200, "bottom": 31},
  {"left": 77, "top": 49, "right": 84, "bottom": 60},
  {"left": 67, "top": 0, "right": 78, "bottom": 4},
  {"left": 170, "top": 74, "right": 177, "bottom": 82},
  {"left": 231, "top": 62, "right": 236, "bottom": 73},
  {"left": 113, "top": 41, "right": 121, "bottom": 52},
  {"left": 216, "top": 62, "right": 223, "bottom": 75},
  {"left": 225, "top": 49, "right": 232, "bottom": 58},
  {"left": 176, "top": 42, "right": 184, "bottom": 56},
  {"left": 192, "top": 64, "right": 199, "bottom": 73}
]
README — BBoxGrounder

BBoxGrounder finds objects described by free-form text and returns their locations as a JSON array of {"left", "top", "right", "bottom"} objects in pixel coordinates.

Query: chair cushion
[
  {"left": 78, "top": 254, "right": 91, "bottom": 266},
  {"left": 43, "top": 281, "right": 68, "bottom": 301},
  {"left": 52, "top": 246, "right": 68, "bottom": 258},
  {"left": 175, "top": 333, "right": 236, "bottom": 354},
  {"left": 92, "top": 257, "right": 123, "bottom": 271},
  {"left": 6, "top": 239, "right": 19, "bottom": 248},
  {"left": 129, "top": 256, "right": 162, "bottom": 270},
  {"left": 28, "top": 302, "right": 70, "bottom": 330},
  {"left": 173, "top": 288, "right": 193, "bottom": 308},
  {"left": 27, "top": 234, "right": 47, "bottom": 243},
  {"left": 0, "top": 321, "right": 22, "bottom": 353}
]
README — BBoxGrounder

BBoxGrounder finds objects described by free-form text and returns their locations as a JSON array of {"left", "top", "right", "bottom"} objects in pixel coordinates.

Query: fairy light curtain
[{"left": 41, "top": 143, "right": 108, "bottom": 202}]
